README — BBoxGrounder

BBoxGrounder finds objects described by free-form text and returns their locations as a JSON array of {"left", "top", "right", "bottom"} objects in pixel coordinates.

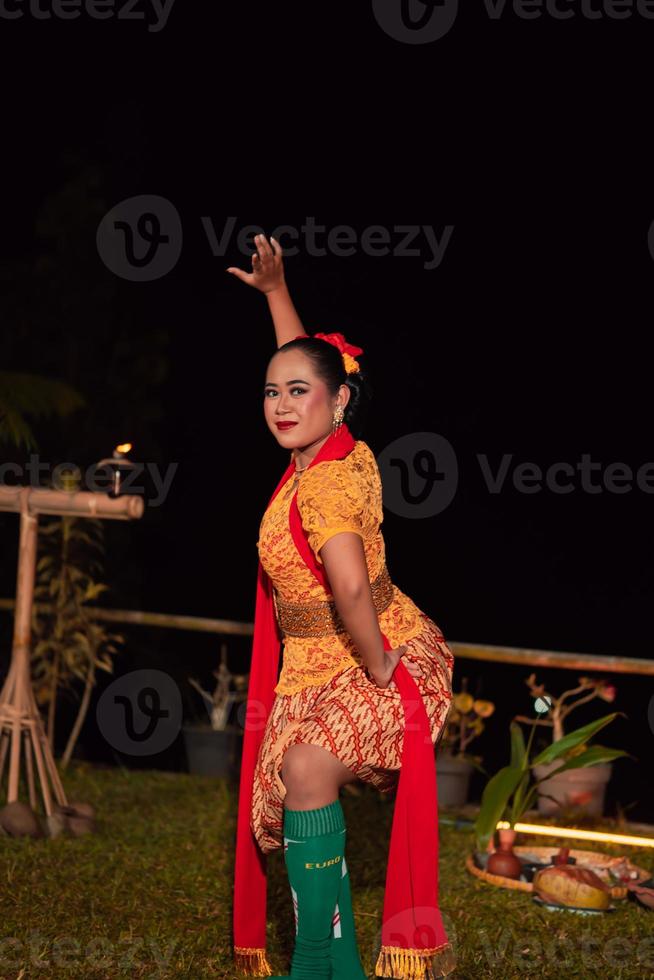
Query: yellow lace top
[{"left": 256, "top": 439, "right": 426, "bottom": 695}]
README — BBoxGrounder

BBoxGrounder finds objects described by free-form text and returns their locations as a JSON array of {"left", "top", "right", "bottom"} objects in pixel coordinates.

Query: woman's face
[{"left": 263, "top": 349, "right": 350, "bottom": 451}]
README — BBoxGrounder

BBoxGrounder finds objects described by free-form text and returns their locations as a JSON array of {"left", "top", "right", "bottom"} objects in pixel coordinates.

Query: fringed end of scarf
[
  {"left": 374, "top": 942, "right": 457, "bottom": 979},
  {"left": 233, "top": 946, "right": 273, "bottom": 976}
]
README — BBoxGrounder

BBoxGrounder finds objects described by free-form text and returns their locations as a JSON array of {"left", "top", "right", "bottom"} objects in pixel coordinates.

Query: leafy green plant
[
  {"left": 31, "top": 473, "right": 124, "bottom": 768},
  {"left": 474, "top": 712, "right": 628, "bottom": 852},
  {"left": 0, "top": 371, "right": 85, "bottom": 451}
]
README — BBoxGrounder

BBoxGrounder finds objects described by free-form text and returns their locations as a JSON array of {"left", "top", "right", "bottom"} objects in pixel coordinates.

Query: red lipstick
[{"left": 276, "top": 421, "right": 298, "bottom": 430}]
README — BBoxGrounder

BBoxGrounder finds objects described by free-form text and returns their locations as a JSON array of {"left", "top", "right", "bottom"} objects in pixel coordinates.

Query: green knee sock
[
  {"left": 329, "top": 852, "right": 368, "bottom": 980},
  {"left": 271, "top": 799, "right": 346, "bottom": 980}
]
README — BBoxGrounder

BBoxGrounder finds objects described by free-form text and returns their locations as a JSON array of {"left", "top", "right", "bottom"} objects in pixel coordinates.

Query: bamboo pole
[
  {"left": 74, "top": 607, "right": 255, "bottom": 637},
  {"left": 2, "top": 602, "right": 652, "bottom": 675},
  {"left": 449, "top": 641, "right": 654, "bottom": 677},
  {"left": 24, "top": 729, "right": 36, "bottom": 810},
  {"left": 0, "top": 485, "right": 144, "bottom": 520},
  {"left": 0, "top": 485, "right": 143, "bottom": 817},
  {"left": 0, "top": 600, "right": 254, "bottom": 636}
]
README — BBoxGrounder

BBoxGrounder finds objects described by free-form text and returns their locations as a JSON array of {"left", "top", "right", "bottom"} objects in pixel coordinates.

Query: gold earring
[{"left": 332, "top": 404, "right": 344, "bottom": 433}]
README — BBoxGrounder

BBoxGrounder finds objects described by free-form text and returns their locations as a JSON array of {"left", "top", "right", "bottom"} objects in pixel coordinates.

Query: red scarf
[{"left": 233, "top": 423, "right": 453, "bottom": 979}]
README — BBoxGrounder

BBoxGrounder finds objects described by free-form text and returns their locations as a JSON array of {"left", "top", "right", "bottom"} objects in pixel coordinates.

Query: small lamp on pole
[{"left": 96, "top": 443, "right": 135, "bottom": 498}]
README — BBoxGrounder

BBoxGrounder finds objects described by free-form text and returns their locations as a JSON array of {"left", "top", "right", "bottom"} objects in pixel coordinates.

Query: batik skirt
[{"left": 250, "top": 612, "right": 455, "bottom": 854}]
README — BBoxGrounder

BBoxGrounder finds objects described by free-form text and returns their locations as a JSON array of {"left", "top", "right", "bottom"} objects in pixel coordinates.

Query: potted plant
[
  {"left": 182, "top": 642, "right": 248, "bottom": 779},
  {"left": 474, "top": 707, "right": 628, "bottom": 870},
  {"left": 515, "top": 673, "right": 619, "bottom": 817},
  {"left": 436, "top": 681, "right": 495, "bottom": 807}
]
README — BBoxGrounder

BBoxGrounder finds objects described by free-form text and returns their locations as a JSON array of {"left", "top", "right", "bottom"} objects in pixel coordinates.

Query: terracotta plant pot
[{"left": 533, "top": 761, "right": 612, "bottom": 817}]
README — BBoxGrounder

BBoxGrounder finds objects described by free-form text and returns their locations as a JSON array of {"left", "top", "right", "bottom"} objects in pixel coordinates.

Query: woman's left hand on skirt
[{"left": 367, "top": 645, "right": 423, "bottom": 689}]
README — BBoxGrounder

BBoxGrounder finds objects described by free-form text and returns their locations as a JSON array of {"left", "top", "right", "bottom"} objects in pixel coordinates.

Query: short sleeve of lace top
[{"left": 296, "top": 457, "right": 367, "bottom": 565}]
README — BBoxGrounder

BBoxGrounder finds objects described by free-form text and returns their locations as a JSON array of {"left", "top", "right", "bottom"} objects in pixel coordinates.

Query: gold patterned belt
[{"left": 274, "top": 565, "right": 394, "bottom": 638}]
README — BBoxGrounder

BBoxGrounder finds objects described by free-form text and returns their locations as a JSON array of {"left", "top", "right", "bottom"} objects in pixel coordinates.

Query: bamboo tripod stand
[{"left": 0, "top": 486, "right": 143, "bottom": 818}]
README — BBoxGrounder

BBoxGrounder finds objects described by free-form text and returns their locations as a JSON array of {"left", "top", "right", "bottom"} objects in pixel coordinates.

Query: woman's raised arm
[{"left": 226, "top": 232, "right": 308, "bottom": 348}]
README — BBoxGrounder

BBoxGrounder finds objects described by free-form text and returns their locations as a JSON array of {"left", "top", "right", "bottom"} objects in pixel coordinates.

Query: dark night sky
[{"left": 0, "top": 4, "right": 652, "bottom": 815}]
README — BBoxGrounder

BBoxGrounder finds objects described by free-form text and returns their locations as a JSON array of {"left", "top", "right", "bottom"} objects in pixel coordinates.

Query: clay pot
[
  {"left": 0, "top": 801, "right": 44, "bottom": 838},
  {"left": 487, "top": 827, "right": 522, "bottom": 880}
]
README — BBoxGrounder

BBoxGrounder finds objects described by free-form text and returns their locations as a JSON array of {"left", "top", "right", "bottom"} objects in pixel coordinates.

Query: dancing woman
[{"left": 229, "top": 234, "right": 456, "bottom": 979}]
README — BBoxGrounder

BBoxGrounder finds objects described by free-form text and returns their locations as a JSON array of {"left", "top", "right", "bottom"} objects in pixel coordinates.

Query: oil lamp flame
[{"left": 115, "top": 442, "right": 133, "bottom": 454}]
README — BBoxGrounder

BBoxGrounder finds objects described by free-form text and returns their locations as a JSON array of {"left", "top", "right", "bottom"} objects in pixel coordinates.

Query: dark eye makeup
[{"left": 264, "top": 387, "right": 307, "bottom": 397}]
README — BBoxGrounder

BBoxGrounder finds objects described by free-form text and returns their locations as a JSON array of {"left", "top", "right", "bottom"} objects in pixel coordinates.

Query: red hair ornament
[{"left": 293, "top": 331, "right": 364, "bottom": 374}]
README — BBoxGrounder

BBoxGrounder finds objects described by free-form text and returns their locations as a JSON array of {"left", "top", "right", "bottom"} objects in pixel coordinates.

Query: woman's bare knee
[
  {"left": 281, "top": 744, "right": 321, "bottom": 793},
  {"left": 281, "top": 743, "right": 357, "bottom": 802}
]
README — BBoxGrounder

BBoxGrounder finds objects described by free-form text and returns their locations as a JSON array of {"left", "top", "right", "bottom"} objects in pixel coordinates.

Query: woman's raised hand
[
  {"left": 226, "top": 233, "right": 285, "bottom": 293},
  {"left": 228, "top": 231, "right": 306, "bottom": 346}
]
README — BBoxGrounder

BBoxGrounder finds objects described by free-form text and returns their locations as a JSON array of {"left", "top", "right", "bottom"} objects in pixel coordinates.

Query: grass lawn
[{"left": 1, "top": 763, "right": 653, "bottom": 979}]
